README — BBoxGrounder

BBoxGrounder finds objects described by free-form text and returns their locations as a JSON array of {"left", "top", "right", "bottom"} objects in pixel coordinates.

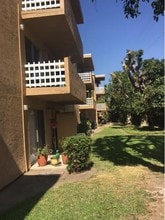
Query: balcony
[
  {"left": 22, "top": 0, "right": 60, "bottom": 11},
  {"left": 96, "top": 103, "right": 107, "bottom": 111},
  {"left": 25, "top": 57, "right": 86, "bottom": 104},
  {"left": 78, "top": 72, "right": 94, "bottom": 89},
  {"left": 21, "top": 0, "right": 83, "bottom": 62},
  {"left": 95, "top": 87, "right": 105, "bottom": 95},
  {"left": 95, "top": 74, "right": 105, "bottom": 87},
  {"left": 79, "top": 97, "right": 96, "bottom": 110}
]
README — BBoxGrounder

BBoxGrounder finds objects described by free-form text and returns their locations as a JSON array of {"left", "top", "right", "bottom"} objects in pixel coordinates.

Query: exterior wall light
[
  {"left": 24, "top": 105, "right": 28, "bottom": 111},
  {"left": 20, "top": 24, "right": 24, "bottom": 30}
]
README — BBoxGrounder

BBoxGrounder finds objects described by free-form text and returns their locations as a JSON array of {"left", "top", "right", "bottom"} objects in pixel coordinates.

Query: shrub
[
  {"left": 77, "top": 120, "right": 92, "bottom": 135},
  {"left": 61, "top": 134, "right": 93, "bottom": 173}
]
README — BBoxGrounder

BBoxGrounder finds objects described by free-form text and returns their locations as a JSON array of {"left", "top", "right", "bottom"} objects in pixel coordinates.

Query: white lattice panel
[
  {"left": 79, "top": 72, "right": 92, "bottom": 82},
  {"left": 25, "top": 60, "right": 66, "bottom": 88},
  {"left": 86, "top": 98, "right": 93, "bottom": 106},
  {"left": 96, "top": 103, "right": 107, "bottom": 111},
  {"left": 95, "top": 87, "right": 105, "bottom": 94},
  {"left": 22, "top": 0, "right": 60, "bottom": 11}
]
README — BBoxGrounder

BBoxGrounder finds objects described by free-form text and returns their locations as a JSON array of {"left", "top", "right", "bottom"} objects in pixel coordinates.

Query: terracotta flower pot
[
  {"left": 37, "top": 155, "right": 47, "bottom": 166},
  {"left": 61, "top": 153, "right": 68, "bottom": 164}
]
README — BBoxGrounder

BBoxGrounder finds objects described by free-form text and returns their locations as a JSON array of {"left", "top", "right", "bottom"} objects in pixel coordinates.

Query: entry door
[{"left": 29, "top": 110, "right": 45, "bottom": 164}]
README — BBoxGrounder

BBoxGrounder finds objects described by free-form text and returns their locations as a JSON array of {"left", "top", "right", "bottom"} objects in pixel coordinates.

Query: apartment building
[
  {"left": 0, "top": 0, "right": 89, "bottom": 190},
  {"left": 95, "top": 75, "right": 108, "bottom": 124},
  {"left": 79, "top": 54, "right": 106, "bottom": 127}
]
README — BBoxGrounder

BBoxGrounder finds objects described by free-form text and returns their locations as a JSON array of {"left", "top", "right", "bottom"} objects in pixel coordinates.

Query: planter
[
  {"left": 61, "top": 153, "right": 68, "bottom": 164},
  {"left": 50, "top": 158, "right": 59, "bottom": 165},
  {"left": 37, "top": 155, "right": 47, "bottom": 166}
]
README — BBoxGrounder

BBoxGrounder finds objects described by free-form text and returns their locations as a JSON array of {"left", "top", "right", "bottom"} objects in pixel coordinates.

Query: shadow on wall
[
  {"left": 0, "top": 135, "right": 23, "bottom": 190},
  {"left": 92, "top": 134, "right": 164, "bottom": 173}
]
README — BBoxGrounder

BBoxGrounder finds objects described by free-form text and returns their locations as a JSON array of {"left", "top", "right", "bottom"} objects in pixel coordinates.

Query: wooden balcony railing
[
  {"left": 95, "top": 87, "right": 105, "bottom": 94},
  {"left": 79, "top": 97, "right": 96, "bottom": 110},
  {"left": 22, "top": 0, "right": 60, "bottom": 11},
  {"left": 25, "top": 60, "right": 66, "bottom": 88},
  {"left": 79, "top": 72, "right": 92, "bottom": 83},
  {"left": 86, "top": 97, "right": 94, "bottom": 106},
  {"left": 96, "top": 103, "right": 107, "bottom": 111}
]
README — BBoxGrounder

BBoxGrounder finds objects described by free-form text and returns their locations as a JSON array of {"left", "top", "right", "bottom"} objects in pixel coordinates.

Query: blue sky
[{"left": 78, "top": 0, "right": 164, "bottom": 85}]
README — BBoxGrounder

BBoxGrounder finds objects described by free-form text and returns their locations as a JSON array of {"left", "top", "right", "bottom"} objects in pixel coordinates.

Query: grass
[
  {"left": 92, "top": 125, "right": 164, "bottom": 172},
  {"left": 0, "top": 175, "right": 146, "bottom": 220},
  {"left": 0, "top": 125, "right": 164, "bottom": 220}
]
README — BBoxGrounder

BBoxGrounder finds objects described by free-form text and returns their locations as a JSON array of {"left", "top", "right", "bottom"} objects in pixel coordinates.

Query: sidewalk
[
  {"left": 0, "top": 160, "right": 67, "bottom": 212},
  {"left": 0, "top": 125, "right": 106, "bottom": 213}
]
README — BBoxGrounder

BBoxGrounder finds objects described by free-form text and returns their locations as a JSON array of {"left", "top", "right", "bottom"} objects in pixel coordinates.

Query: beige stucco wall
[
  {"left": 0, "top": 1, "right": 26, "bottom": 189},
  {"left": 64, "top": 0, "right": 83, "bottom": 62},
  {"left": 67, "top": 57, "right": 86, "bottom": 103},
  {"left": 80, "top": 109, "right": 97, "bottom": 123},
  {"left": 57, "top": 107, "right": 79, "bottom": 146}
]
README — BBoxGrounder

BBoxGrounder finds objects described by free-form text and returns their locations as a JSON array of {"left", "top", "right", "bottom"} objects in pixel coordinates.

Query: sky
[{"left": 78, "top": 0, "right": 164, "bottom": 85}]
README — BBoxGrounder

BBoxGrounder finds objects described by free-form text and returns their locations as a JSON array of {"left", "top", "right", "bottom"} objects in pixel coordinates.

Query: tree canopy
[
  {"left": 106, "top": 51, "right": 164, "bottom": 128},
  {"left": 91, "top": 0, "right": 164, "bottom": 21}
]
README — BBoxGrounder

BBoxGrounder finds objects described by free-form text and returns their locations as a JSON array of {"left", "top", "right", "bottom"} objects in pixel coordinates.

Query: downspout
[{"left": 17, "top": 3, "right": 28, "bottom": 172}]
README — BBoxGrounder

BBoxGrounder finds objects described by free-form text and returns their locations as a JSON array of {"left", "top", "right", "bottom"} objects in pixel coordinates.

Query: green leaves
[
  {"left": 151, "top": 0, "right": 164, "bottom": 21},
  {"left": 91, "top": 0, "right": 164, "bottom": 21},
  {"left": 61, "top": 135, "right": 92, "bottom": 173},
  {"left": 106, "top": 53, "right": 164, "bottom": 128}
]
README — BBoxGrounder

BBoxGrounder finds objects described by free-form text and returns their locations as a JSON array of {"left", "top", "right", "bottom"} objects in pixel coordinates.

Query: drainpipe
[{"left": 17, "top": 4, "right": 29, "bottom": 172}]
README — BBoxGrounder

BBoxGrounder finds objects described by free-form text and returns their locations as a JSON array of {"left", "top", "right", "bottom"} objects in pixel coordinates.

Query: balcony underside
[
  {"left": 85, "top": 82, "right": 94, "bottom": 90},
  {"left": 79, "top": 105, "right": 95, "bottom": 110},
  {"left": 26, "top": 87, "right": 85, "bottom": 104},
  {"left": 22, "top": 11, "right": 83, "bottom": 62}
]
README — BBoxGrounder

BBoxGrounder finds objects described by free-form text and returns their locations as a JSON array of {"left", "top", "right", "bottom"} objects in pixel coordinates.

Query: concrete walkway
[
  {"left": 0, "top": 125, "right": 106, "bottom": 213},
  {"left": 0, "top": 160, "right": 67, "bottom": 212}
]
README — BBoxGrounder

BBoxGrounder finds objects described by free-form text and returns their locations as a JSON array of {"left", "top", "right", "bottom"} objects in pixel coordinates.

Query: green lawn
[
  {"left": 0, "top": 125, "right": 164, "bottom": 220},
  {"left": 92, "top": 125, "right": 164, "bottom": 172}
]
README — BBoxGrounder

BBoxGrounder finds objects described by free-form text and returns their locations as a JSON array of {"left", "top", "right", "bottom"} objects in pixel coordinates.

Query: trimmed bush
[
  {"left": 77, "top": 120, "right": 92, "bottom": 135},
  {"left": 61, "top": 134, "right": 92, "bottom": 173}
]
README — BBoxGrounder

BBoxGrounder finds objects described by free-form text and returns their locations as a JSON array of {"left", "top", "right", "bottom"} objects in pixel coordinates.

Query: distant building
[{"left": 79, "top": 54, "right": 107, "bottom": 126}]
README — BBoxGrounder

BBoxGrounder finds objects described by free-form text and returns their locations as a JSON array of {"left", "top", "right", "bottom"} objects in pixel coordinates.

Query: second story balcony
[
  {"left": 79, "top": 72, "right": 94, "bottom": 89},
  {"left": 79, "top": 97, "right": 96, "bottom": 110},
  {"left": 21, "top": 0, "right": 83, "bottom": 62},
  {"left": 22, "top": 0, "right": 60, "bottom": 11},
  {"left": 25, "top": 57, "right": 86, "bottom": 104},
  {"left": 96, "top": 87, "right": 105, "bottom": 95},
  {"left": 96, "top": 103, "right": 107, "bottom": 111}
]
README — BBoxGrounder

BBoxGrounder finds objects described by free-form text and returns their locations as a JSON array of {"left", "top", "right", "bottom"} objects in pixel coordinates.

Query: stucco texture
[{"left": 0, "top": 0, "right": 26, "bottom": 189}]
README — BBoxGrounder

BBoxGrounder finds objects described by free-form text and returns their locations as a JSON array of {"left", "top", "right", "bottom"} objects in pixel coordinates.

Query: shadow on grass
[
  {"left": 92, "top": 135, "right": 164, "bottom": 173},
  {"left": 0, "top": 174, "right": 61, "bottom": 219}
]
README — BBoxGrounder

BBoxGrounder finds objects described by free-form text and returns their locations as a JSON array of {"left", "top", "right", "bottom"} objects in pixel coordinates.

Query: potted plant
[
  {"left": 35, "top": 145, "right": 50, "bottom": 167},
  {"left": 50, "top": 150, "right": 60, "bottom": 165},
  {"left": 61, "top": 151, "right": 68, "bottom": 164}
]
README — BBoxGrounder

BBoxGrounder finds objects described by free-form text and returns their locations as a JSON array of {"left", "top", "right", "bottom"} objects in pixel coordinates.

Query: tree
[
  {"left": 106, "top": 51, "right": 164, "bottom": 128},
  {"left": 142, "top": 58, "right": 164, "bottom": 127},
  {"left": 106, "top": 71, "right": 138, "bottom": 124},
  {"left": 91, "top": 0, "right": 164, "bottom": 21},
  {"left": 122, "top": 49, "right": 144, "bottom": 93}
]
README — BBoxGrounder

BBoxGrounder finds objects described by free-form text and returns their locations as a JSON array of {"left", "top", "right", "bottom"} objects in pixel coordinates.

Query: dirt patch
[
  {"left": 139, "top": 171, "right": 164, "bottom": 220},
  {"left": 56, "top": 167, "right": 97, "bottom": 186}
]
